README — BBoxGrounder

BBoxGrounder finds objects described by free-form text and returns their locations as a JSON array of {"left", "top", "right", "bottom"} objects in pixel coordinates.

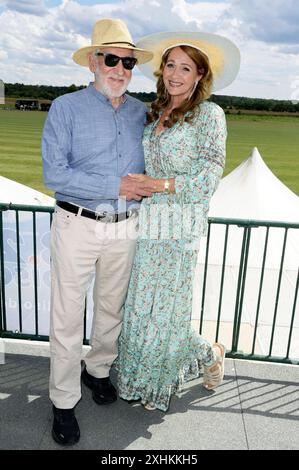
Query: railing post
[
  {"left": 0, "top": 210, "right": 7, "bottom": 332},
  {"left": 15, "top": 210, "right": 23, "bottom": 332},
  {"left": 252, "top": 227, "right": 269, "bottom": 354},
  {"left": 286, "top": 267, "right": 299, "bottom": 360},
  {"left": 269, "top": 228, "right": 288, "bottom": 356},
  {"left": 199, "top": 221, "right": 211, "bottom": 335},
  {"left": 231, "top": 226, "right": 251, "bottom": 352},
  {"left": 32, "top": 211, "right": 39, "bottom": 336},
  {"left": 215, "top": 224, "right": 229, "bottom": 342}
]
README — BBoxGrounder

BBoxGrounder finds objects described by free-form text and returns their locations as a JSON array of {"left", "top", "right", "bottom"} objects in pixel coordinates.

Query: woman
[{"left": 116, "top": 31, "right": 240, "bottom": 412}]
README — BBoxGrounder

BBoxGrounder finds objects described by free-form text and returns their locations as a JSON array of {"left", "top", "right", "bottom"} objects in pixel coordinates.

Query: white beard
[{"left": 95, "top": 66, "right": 129, "bottom": 99}]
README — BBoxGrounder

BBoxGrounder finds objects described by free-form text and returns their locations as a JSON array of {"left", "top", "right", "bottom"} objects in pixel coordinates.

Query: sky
[{"left": 0, "top": 0, "right": 298, "bottom": 100}]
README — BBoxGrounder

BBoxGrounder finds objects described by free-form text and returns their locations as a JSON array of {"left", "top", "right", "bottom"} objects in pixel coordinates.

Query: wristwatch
[{"left": 164, "top": 179, "right": 170, "bottom": 193}]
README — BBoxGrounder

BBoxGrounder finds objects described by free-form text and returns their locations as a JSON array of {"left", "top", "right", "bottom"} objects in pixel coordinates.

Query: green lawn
[
  {"left": 0, "top": 110, "right": 298, "bottom": 196},
  {"left": 0, "top": 110, "right": 48, "bottom": 194},
  {"left": 225, "top": 115, "right": 299, "bottom": 194}
]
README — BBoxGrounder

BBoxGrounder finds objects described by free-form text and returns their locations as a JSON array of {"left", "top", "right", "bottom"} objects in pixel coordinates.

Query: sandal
[
  {"left": 143, "top": 403, "right": 156, "bottom": 411},
  {"left": 203, "top": 343, "right": 225, "bottom": 390}
]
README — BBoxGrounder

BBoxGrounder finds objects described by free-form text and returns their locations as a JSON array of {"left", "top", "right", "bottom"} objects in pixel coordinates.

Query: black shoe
[
  {"left": 52, "top": 405, "right": 80, "bottom": 446},
  {"left": 81, "top": 367, "right": 117, "bottom": 405}
]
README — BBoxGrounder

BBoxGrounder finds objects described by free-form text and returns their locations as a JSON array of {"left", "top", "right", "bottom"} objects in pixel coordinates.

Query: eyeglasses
[{"left": 95, "top": 52, "right": 137, "bottom": 70}]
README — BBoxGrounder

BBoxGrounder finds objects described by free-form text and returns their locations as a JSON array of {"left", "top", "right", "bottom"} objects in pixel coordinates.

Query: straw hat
[
  {"left": 136, "top": 31, "right": 240, "bottom": 92},
  {"left": 73, "top": 18, "right": 153, "bottom": 66}
]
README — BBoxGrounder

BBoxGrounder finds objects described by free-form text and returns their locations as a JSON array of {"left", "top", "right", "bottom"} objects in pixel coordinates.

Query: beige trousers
[{"left": 49, "top": 205, "right": 138, "bottom": 409}]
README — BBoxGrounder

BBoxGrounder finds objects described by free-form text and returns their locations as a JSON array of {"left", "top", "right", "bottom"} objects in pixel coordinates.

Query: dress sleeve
[{"left": 174, "top": 104, "right": 227, "bottom": 209}]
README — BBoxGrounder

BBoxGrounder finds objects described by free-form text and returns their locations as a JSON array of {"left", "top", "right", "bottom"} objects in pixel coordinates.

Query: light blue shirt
[{"left": 42, "top": 83, "right": 147, "bottom": 213}]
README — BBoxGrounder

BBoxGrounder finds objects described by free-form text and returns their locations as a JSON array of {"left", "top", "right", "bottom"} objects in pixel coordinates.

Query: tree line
[{"left": 3, "top": 82, "right": 299, "bottom": 113}]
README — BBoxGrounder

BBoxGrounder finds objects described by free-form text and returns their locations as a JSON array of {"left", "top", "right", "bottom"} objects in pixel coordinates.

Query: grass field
[{"left": 0, "top": 109, "right": 298, "bottom": 196}]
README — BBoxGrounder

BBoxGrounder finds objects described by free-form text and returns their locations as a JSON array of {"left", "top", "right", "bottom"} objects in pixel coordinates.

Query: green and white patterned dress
[{"left": 117, "top": 101, "right": 227, "bottom": 411}]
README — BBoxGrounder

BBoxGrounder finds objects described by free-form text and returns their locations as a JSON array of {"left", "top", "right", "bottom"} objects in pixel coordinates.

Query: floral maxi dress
[{"left": 117, "top": 101, "right": 227, "bottom": 411}]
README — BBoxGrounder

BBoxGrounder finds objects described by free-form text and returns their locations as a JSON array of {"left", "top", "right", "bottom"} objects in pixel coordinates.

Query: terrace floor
[{"left": 0, "top": 348, "right": 298, "bottom": 451}]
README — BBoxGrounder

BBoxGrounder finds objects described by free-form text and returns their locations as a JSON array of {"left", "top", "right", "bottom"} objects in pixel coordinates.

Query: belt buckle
[
  {"left": 95, "top": 211, "right": 105, "bottom": 222},
  {"left": 96, "top": 211, "right": 115, "bottom": 223}
]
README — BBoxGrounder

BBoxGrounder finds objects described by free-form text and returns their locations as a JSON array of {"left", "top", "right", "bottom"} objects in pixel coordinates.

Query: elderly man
[{"left": 42, "top": 18, "right": 153, "bottom": 446}]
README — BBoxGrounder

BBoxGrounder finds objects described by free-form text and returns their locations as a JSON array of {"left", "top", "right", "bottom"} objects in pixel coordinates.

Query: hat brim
[
  {"left": 73, "top": 44, "right": 153, "bottom": 66},
  {"left": 136, "top": 31, "right": 240, "bottom": 92}
]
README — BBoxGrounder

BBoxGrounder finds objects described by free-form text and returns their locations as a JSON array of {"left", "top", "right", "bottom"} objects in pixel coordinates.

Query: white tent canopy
[
  {"left": 192, "top": 148, "right": 299, "bottom": 359},
  {"left": 209, "top": 147, "right": 299, "bottom": 223},
  {"left": 0, "top": 175, "right": 54, "bottom": 206}
]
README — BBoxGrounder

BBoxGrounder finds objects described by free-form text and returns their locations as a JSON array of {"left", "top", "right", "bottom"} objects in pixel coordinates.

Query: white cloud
[
  {"left": 225, "top": 0, "right": 299, "bottom": 46},
  {"left": 0, "top": 0, "right": 200, "bottom": 85},
  {"left": 222, "top": 40, "right": 298, "bottom": 99},
  {"left": 3, "top": 0, "right": 47, "bottom": 16},
  {"left": 0, "top": 50, "right": 8, "bottom": 60},
  {"left": 185, "top": 1, "right": 229, "bottom": 29},
  {"left": 213, "top": 0, "right": 299, "bottom": 99},
  {"left": 130, "top": 73, "right": 156, "bottom": 93},
  {"left": 0, "top": 0, "right": 298, "bottom": 99}
]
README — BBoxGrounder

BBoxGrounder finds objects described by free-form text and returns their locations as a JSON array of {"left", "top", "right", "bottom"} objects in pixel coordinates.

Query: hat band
[
  {"left": 102, "top": 41, "right": 136, "bottom": 48},
  {"left": 162, "top": 43, "right": 210, "bottom": 61}
]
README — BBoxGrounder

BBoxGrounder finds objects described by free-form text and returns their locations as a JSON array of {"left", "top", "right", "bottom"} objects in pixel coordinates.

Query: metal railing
[
  {"left": 199, "top": 217, "right": 299, "bottom": 364},
  {"left": 0, "top": 203, "right": 298, "bottom": 365},
  {"left": 0, "top": 203, "right": 54, "bottom": 342}
]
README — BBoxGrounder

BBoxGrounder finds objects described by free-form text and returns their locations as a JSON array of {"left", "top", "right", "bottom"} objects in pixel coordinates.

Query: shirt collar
[{"left": 86, "top": 82, "right": 128, "bottom": 106}]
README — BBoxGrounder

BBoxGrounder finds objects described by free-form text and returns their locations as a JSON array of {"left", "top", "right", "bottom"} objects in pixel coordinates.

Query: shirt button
[
  {"left": 118, "top": 131, "right": 121, "bottom": 135},
  {"left": 119, "top": 154, "right": 122, "bottom": 158}
]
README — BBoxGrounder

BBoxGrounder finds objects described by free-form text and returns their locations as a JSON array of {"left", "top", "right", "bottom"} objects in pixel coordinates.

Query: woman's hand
[
  {"left": 128, "top": 173, "right": 159, "bottom": 192},
  {"left": 128, "top": 174, "right": 175, "bottom": 194}
]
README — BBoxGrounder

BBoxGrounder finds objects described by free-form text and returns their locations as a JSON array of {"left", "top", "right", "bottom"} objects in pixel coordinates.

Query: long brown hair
[{"left": 147, "top": 45, "right": 213, "bottom": 127}]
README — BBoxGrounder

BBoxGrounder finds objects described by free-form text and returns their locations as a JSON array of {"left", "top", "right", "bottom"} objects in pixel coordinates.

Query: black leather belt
[{"left": 56, "top": 201, "right": 135, "bottom": 223}]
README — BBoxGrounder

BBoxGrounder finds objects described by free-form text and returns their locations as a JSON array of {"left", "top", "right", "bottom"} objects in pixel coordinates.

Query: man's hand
[{"left": 119, "top": 174, "right": 156, "bottom": 201}]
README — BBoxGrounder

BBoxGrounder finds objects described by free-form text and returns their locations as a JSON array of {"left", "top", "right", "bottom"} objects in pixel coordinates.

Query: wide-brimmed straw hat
[
  {"left": 73, "top": 18, "right": 153, "bottom": 66},
  {"left": 136, "top": 31, "right": 240, "bottom": 92}
]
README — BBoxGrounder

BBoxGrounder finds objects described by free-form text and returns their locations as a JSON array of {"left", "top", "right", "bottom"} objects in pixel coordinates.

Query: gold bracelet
[{"left": 164, "top": 179, "right": 170, "bottom": 193}]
